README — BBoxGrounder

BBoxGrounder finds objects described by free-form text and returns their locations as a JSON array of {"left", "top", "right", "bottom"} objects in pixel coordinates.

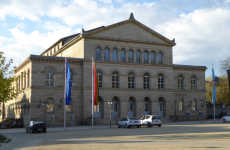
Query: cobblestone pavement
[{"left": 1, "top": 119, "right": 230, "bottom": 150}]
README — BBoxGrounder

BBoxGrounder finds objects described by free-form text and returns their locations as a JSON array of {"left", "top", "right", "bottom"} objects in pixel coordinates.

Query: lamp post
[
  {"left": 108, "top": 99, "right": 112, "bottom": 128},
  {"left": 174, "top": 100, "right": 176, "bottom": 116},
  {"left": 200, "top": 100, "right": 205, "bottom": 123}
]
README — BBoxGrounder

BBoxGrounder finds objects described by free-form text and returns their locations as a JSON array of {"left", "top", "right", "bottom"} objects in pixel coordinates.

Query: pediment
[{"left": 86, "top": 20, "right": 174, "bottom": 45}]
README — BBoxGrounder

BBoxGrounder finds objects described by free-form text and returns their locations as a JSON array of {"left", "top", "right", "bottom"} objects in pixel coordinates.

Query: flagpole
[
  {"left": 212, "top": 63, "right": 216, "bottom": 123},
  {"left": 64, "top": 57, "right": 66, "bottom": 130},
  {"left": 92, "top": 57, "right": 94, "bottom": 128}
]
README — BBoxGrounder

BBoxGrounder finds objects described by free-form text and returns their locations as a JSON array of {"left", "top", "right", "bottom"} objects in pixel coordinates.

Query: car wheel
[
  {"left": 125, "top": 124, "right": 129, "bottom": 128},
  {"left": 158, "top": 124, "right": 161, "bottom": 127},
  {"left": 43, "top": 129, "right": 46, "bottom": 133},
  {"left": 30, "top": 128, "right": 33, "bottom": 133},
  {"left": 148, "top": 123, "right": 152, "bottom": 127},
  {"left": 26, "top": 128, "right": 28, "bottom": 133},
  {"left": 117, "top": 123, "right": 120, "bottom": 128},
  {"left": 223, "top": 118, "right": 226, "bottom": 123}
]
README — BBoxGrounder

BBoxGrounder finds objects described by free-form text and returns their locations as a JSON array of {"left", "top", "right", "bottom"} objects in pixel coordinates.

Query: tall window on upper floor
[
  {"left": 46, "top": 68, "right": 55, "bottom": 87},
  {"left": 179, "top": 99, "right": 184, "bottom": 111},
  {"left": 27, "top": 70, "right": 30, "bottom": 88},
  {"left": 128, "top": 49, "right": 134, "bottom": 63},
  {"left": 191, "top": 75, "right": 196, "bottom": 91},
  {"left": 143, "top": 50, "right": 149, "bottom": 64},
  {"left": 158, "top": 51, "right": 163, "bottom": 64},
  {"left": 112, "top": 48, "right": 118, "bottom": 62},
  {"left": 151, "top": 51, "right": 156, "bottom": 64},
  {"left": 97, "top": 70, "right": 103, "bottom": 88},
  {"left": 158, "top": 73, "right": 164, "bottom": 89},
  {"left": 128, "top": 72, "right": 135, "bottom": 89},
  {"left": 178, "top": 75, "right": 184, "bottom": 90},
  {"left": 112, "top": 71, "right": 119, "bottom": 88},
  {"left": 143, "top": 73, "right": 150, "bottom": 89},
  {"left": 120, "top": 48, "right": 126, "bottom": 62},
  {"left": 95, "top": 46, "right": 102, "bottom": 61},
  {"left": 104, "top": 47, "right": 110, "bottom": 61},
  {"left": 24, "top": 71, "right": 26, "bottom": 89},
  {"left": 136, "top": 50, "right": 141, "bottom": 63}
]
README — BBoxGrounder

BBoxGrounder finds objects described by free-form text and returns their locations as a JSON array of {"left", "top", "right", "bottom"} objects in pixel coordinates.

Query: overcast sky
[{"left": 1, "top": 0, "right": 230, "bottom": 77}]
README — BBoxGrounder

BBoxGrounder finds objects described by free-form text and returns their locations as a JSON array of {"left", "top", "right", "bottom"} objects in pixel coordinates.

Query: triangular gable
[{"left": 84, "top": 19, "right": 175, "bottom": 45}]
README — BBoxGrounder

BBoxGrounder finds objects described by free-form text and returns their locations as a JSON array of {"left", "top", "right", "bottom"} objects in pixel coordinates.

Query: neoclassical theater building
[{"left": 0, "top": 13, "right": 207, "bottom": 125}]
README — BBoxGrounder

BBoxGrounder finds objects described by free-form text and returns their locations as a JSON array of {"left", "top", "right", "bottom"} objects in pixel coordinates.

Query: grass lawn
[{"left": 0, "top": 134, "right": 6, "bottom": 142}]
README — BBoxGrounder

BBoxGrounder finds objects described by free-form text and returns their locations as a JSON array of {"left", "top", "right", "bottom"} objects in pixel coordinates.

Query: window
[
  {"left": 191, "top": 75, "right": 196, "bottom": 91},
  {"left": 120, "top": 48, "right": 126, "bottom": 62},
  {"left": 112, "top": 71, "right": 119, "bottom": 88},
  {"left": 95, "top": 46, "right": 102, "bottom": 61},
  {"left": 192, "top": 99, "right": 197, "bottom": 111},
  {"left": 70, "top": 69, "right": 73, "bottom": 87},
  {"left": 136, "top": 50, "right": 141, "bottom": 63},
  {"left": 158, "top": 73, "right": 164, "bottom": 89},
  {"left": 128, "top": 72, "right": 135, "bottom": 89},
  {"left": 97, "top": 70, "right": 103, "bottom": 88},
  {"left": 128, "top": 49, "right": 134, "bottom": 63},
  {"left": 46, "top": 68, "right": 55, "bottom": 87},
  {"left": 24, "top": 71, "right": 26, "bottom": 89},
  {"left": 27, "top": 70, "right": 30, "bottom": 88},
  {"left": 66, "top": 99, "right": 72, "bottom": 112},
  {"left": 21, "top": 73, "right": 23, "bottom": 89},
  {"left": 178, "top": 75, "right": 184, "bottom": 90},
  {"left": 179, "top": 99, "right": 184, "bottom": 111},
  {"left": 158, "top": 51, "right": 163, "bottom": 64},
  {"left": 143, "top": 50, "right": 149, "bottom": 64},
  {"left": 151, "top": 51, "right": 156, "bottom": 64},
  {"left": 50, "top": 50, "right": 52, "bottom": 56},
  {"left": 46, "top": 98, "right": 54, "bottom": 112},
  {"left": 143, "top": 73, "right": 150, "bottom": 89},
  {"left": 104, "top": 47, "right": 110, "bottom": 61},
  {"left": 112, "top": 48, "right": 118, "bottom": 62}
]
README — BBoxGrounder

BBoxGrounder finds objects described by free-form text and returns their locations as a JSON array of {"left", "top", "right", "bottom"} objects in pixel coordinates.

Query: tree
[
  {"left": 220, "top": 57, "right": 230, "bottom": 76},
  {"left": 0, "top": 52, "right": 21, "bottom": 103}
]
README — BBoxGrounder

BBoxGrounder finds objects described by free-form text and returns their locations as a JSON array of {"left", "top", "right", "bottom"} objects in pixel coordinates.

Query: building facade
[{"left": 0, "top": 13, "right": 207, "bottom": 125}]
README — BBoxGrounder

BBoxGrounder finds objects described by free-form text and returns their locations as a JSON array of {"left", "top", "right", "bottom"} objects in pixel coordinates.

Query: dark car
[
  {"left": 26, "top": 121, "right": 47, "bottom": 133},
  {"left": 207, "top": 114, "right": 217, "bottom": 119},
  {"left": 218, "top": 112, "right": 227, "bottom": 118},
  {"left": 12, "top": 121, "right": 23, "bottom": 128}
]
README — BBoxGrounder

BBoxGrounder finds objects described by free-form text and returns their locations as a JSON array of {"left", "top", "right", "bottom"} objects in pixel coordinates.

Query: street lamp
[
  {"left": 188, "top": 100, "right": 192, "bottom": 107},
  {"left": 38, "top": 99, "right": 42, "bottom": 108},
  {"left": 59, "top": 99, "right": 63, "bottom": 108},
  {"left": 108, "top": 99, "right": 112, "bottom": 128},
  {"left": 174, "top": 100, "right": 176, "bottom": 116}
]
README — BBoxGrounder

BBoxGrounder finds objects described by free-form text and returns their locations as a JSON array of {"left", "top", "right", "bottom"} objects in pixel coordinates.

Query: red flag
[{"left": 93, "top": 63, "right": 99, "bottom": 105}]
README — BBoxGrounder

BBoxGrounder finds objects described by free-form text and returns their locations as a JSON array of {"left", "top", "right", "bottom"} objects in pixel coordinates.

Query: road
[{"left": 1, "top": 120, "right": 230, "bottom": 150}]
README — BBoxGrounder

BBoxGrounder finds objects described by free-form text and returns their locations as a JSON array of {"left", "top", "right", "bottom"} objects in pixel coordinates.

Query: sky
[{"left": 1, "top": 0, "right": 230, "bottom": 77}]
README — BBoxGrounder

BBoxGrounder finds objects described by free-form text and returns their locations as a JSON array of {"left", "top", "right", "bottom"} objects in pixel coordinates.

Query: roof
[{"left": 173, "top": 64, "right": 207, "bottom": 68}]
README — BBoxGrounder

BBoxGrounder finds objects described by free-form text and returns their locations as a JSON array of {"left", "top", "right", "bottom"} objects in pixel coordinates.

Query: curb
[{"left": 0, "top": 134, "right": 11, "bottom": 143}]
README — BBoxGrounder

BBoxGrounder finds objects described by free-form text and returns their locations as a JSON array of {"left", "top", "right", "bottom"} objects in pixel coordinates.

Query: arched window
[
  {"left": 46, "top": 98, "right": 54, "bottom": 112},
  {"left": 128, "top": 72, "right": 135, "bottom": 89},
  {"left": 158, "top": 51, "right": 163, "bottom": 64},
  {"left": 97, "top": 70, "right": 103, "bottom": 88},
  {"left": 143, "top": 50, "right": 149, "bottom": 64},
  {"left": 104, "top": 47, "right": 110, "bottom": 61},
  {"left": 46, "top": 68, "right": 55, "bottom": 87},
  {"left": 191, "top": 75, "right": 196, "bottom": 91},
  {"left": 192, "top": 99, "right": 197, "bottom": 111},
  {"left": 112, "top": 47, "right": 118, "bottom": 62},
  {"left": 120, "top": 48, "right": 126, "bottom": 62},
  {"left": 70, "top": 69, "right": 73, "bottom": 87},
  {"left": 179, "top": 99, "right": 184, "bottom": 111},
  {"left": 151, "top": 51, "right": 156, "bottom": 64},
  {"left": 112, "top": 71, "right": 119, "bottom": 88},
  {"left": 143, "top": 73, "right": 150, "bottom": 89},
  {"left": 66, "top": 99, "right": 72, "bottom": 112},
  {"left": 136, "top": 50, "right": 141, "bottom": 63},
  {"left": 128, "top": 49, "right": 134, "bottom": 63},
  {"left": 158, "top": 73, "right": 164, "bottom": 89},
  {"left": 95, "top": 46, "right": 102, "bottom": 61},
  {"left": 178, "top": 75, "right": 184, "bottom": 90}
]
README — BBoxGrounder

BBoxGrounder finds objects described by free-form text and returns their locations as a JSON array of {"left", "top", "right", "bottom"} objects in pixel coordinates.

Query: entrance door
[
  {"left": 112, "top": 102, "right": 118, "bottom": 118},
  {"left": 94, "top": 101, "right": 102, "bottom": 118},
  {"left": 128, "top": 102, "right": 134, "bottom": 117},
  {"left": 143, "top": 102, "right": 149, "bottom": 116},
  {"left": 158, "top": 102, "right": 163, "bottom": 117}
]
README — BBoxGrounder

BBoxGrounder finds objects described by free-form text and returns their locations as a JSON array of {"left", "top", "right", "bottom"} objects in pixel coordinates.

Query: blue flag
[
  {"left": 66, "top": 61, "right": 71, "bottom": 105},
  {"left": 212, "top": 68, "right": 216, "bottom": 104}
]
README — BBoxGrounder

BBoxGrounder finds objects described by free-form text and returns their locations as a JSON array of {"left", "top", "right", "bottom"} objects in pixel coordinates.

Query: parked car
[
  {"left": 222, "top": 113, "right": 230, "bottom": 122},
  {"left": 218, "top": 112, "right": 227, "bottom": 118},
  {"left": 207, "top": 114, "right": 217, "bottom": 119},
  {"left": 117, "top": 117, "right": 141, "bottom": 128},
  {"left": 140, "top": 115, "right": 162, "bottom": 127},
  {"left": 12, "top": 121, "right": 23, "bottom": 128},
  {"left": 26, "top": 121, "right": 47, "bottom": 133}
]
